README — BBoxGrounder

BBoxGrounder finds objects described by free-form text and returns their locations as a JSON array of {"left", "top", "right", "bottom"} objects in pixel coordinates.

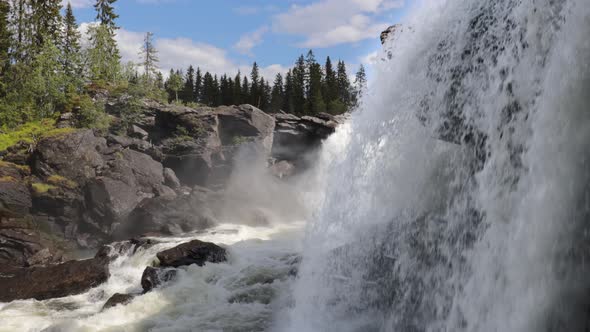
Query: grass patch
[
  {"left": 0, "top": 175, "right": 16, "bottom": 182},
  {"left": 0, "top": 160, "right": 30, "bottom": 173},
  {"left": 31, "top": 182, "right": 58, "bottom": 194},
  {"left": 47, "top": 175, "right": 77, "bottom": 189},
  {"left": 0, "top": 119, "right": 77, "bottom": 151}
]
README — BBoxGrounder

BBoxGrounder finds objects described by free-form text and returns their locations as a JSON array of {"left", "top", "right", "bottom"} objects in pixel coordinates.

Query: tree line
[
  {"left": 163, "top": 52, "right": 367, "bottom": 115},
  {"left": 0, "top": 0, "right": 367, "bottom": 132}
]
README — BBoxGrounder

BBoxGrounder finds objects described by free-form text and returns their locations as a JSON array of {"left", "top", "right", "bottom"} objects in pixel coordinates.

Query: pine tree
[
  {"left": 61, "top": 2, "right": 82, "bottom": 91},
  {"left": 249, "top": 62, "right": 260, "bottom": 106},
  {"left": 181, "top": 65, "right": 195, "bottom": 103},
  {"left": 269, "top": 73, "right": 283, "bottom": 113},
  {"left": 194, "top": 67, "right": 202, "bottom": 103},
  {"left": 304, "top": 50, "right": 315, "bottom": 101},
  {"left": 139, "top": 31, "right": 159, "bottom": 84}
]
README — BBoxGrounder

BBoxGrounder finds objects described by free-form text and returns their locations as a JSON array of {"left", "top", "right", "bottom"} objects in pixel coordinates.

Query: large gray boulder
[{"left": 31, "top": 130, "right": 107, "bottom": 185}]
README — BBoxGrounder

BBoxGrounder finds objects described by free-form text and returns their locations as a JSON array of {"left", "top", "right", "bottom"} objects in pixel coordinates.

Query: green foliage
[
  {"left": 74, "top": 95, "right": 110, "bottom": 133},
  {"left": 0, "top": 119, "right": 75, "bottom": 151}
]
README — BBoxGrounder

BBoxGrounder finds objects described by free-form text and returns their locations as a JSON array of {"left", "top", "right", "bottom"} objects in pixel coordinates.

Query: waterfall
[{"left": 283, "top": 0, "right": 590, "bottom": 331}]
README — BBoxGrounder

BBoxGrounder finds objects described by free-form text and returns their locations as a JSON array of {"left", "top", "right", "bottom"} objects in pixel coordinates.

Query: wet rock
[
  {"left": 103, "top": 293, "right": 136, "bottom": 309},
  {"left": 120, "top": 188, "right": 216, "bottom": 239},
  {"left": 381, "top": 24, "right": 402, "bottom": 44},
  {"left": 269, "top": 160, "right": 296, "bottom": 179},
  {"left": 141, "top": 266, "right": 177, "bottom": 292},
  {"left": 157, "top": 240, "right": 226, "bottom": 268},
  {"left": 163, "top": 167, "right": 181, "bottom": 189},
  {"left": 0, "top": 218, "right": 64, "bottom": 270},
  {"left": 0, "top": 256, "right": 109, "bottom": 302},
  {"left": 272, "top": 113, "right": 339, "bottom": 170}
]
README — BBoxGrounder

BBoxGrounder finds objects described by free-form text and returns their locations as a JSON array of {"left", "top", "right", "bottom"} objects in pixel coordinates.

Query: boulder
[
  {"left": 141, "top": 266, "right": 177, "bottom": 292},
  {"left": 154, "top": 104, "right": 275, "bottom": 188},
  {"left": 163, "top": 168, "right": 181, "bottom": 189},
  {"left": 272, "top": 114, "right": 338, "bottom": 169},
  {"left": 381, "top": 24, "right": 401, "bottom": 44},
  {"left": 0, "top": 162, "right": 32, "bottom": 218},
  {"left": 0, "top": 218, "right": 64, "bottom": 270},
  {"left": 156, "top": 240, "right": 226, "bottom": 268},
  {"left": 103, "top": 293, "right": 135, "bottom": 309},
  {"left": 128, "top": 125, "right": 149, "bottom": 140},
  {"left": 0, "top": 256, "right": 109, "bottom": 302},
  {"left": 120, "top": 190, "right": 216, "bottom": 238},
  {"left": 31, "top": 130, "right": 107, "bottom": 185}
]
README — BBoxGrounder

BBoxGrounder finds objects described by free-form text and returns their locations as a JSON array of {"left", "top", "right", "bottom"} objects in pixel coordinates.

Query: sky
[{"left": 66, "top": 0, "right": 408, "bottom": 79}]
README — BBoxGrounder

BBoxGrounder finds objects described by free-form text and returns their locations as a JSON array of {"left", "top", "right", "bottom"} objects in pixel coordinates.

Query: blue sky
[{"left": 67, "top": 0, "right": 408, "bottom": 79}]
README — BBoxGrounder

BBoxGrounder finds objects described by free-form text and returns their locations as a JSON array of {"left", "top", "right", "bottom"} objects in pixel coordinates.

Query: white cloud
[
  {"left": 80, "top": 23, "right": 286, "bottom": 80},
  {"left": 272, "top": 0, "right": 403, "bottom": 48},
  {"left": 234, "top": 26, "right": 269, "bottom": 56}
]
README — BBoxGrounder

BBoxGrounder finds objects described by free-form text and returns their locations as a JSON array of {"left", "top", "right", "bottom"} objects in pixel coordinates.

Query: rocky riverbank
[{"left": 0, "top": 96, "right": 343, "bottom": 302}]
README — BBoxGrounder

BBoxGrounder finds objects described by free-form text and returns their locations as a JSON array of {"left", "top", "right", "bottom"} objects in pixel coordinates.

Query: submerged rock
[
  {"left": 0, "top": 256, "right": 109, "bottom": 302},
  {"left": 103, "top": 293, "right": 136, "bottom": 309},
  {"left": 156, "top": 240, "right": 226, "bottom": 268},
  {"left": 141, "top": 266, "right": 178, "bottom": 292}
]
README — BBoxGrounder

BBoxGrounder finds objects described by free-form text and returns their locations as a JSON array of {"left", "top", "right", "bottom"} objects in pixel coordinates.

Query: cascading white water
[
  {"left": 282, "top": 0, "right": 590, "bottom": 331},
  {"left": 1, "top": 1, "right": 588, "bottom": 331}
]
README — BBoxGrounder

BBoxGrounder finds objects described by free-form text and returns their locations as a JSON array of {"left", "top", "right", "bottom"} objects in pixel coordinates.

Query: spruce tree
[
  {"left": 194, "top": 67, "right": 202, "bottom": 103},
  {"left": 233, "top": 71, "right": 242, "bottom": 105},
  {"left": 181, "top": 65, "right": 195, "bottom": 103},
  {"left": 62, "top": 2, "right": 83, "bottom": 91},
  {"left": 30, "top": 0, "right": 62, "bottom": 49},
  {"left": 9, "top": 0, "right": 30, "bottom": 63},
  {"left": 269, "top": 73, "right": 284, "bottom": 113},
  {"left": 336, "top": 60, "right": 351, "bottom": 113},
  {"left": 94, "top": 0, "right": 119, "bottom": 30},
  {"left": 139, "top": 31, "right": 159, "bottom": 84},
  {"left": 241, "top": 76, "right": 249, "bottom": 105},
  {"left": 323, "top": 56, "right": 338, "bottom": 109},
  {"left": 87, "top": 23, "right": 120, "bottom": 83},
  {"left": 282, "top": 70, "right": 295, "bottom": 114},
  {"left": 250, "top": 62, "right": 260, "bottom": 106},
  {"left": 292, "top": 55, "right": 306, "bottom": 115},
  {"left": 353, "top": 64, "right": 367, "bottom": 106},
  {"left": 0, "top": 0, "right": 10, "bottom": 93},
  {"left": 201, "top": 72, "right": 213, "bottom": 106},
  {"left": 88, "top": 0, "right": 120, "bottom": 83}
]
